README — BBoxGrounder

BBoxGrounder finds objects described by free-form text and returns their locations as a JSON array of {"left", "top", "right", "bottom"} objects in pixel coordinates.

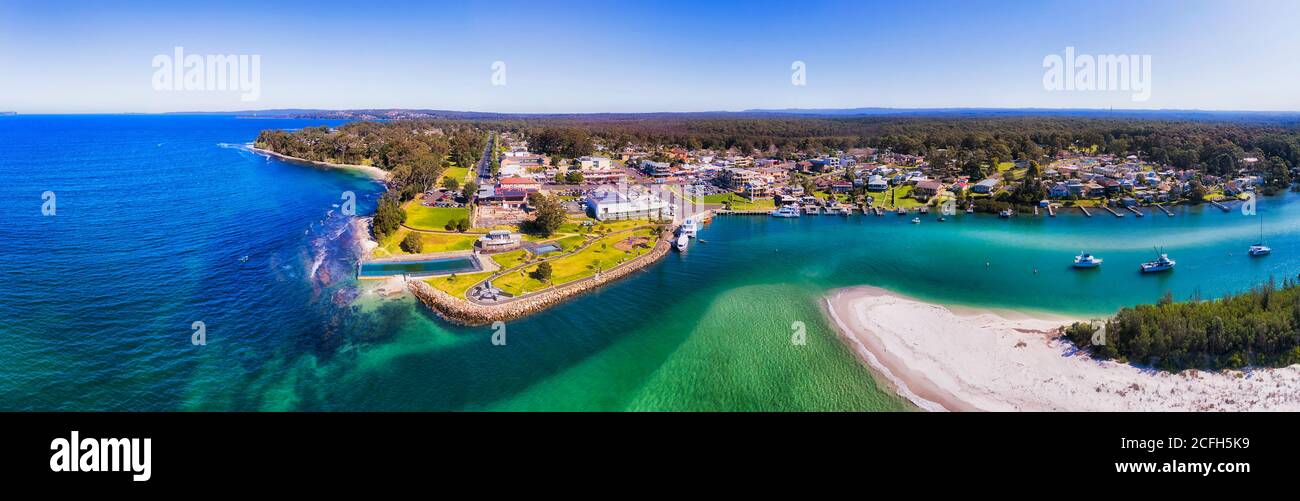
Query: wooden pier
[
  {"left": 1047, "top": 205, "right": 1056, "bottom": 217},
  {"left": 1102, "top": 205, "right": 1124, "bottom": 217},
  {"left": 1209, "top": 199, "right": 1231, "bottom": 212},
  {"left": 1078, "top": 206, "right": 1092, "bottom": 217},
  {"left": 1125, "top": 206, "right": 1145, "bottom": 217},
  {"left": 1155, "top": 204, "right": 1174, "bottom": 217}
]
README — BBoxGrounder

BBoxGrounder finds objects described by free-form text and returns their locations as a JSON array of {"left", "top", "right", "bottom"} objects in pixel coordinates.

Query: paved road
[{"left": 477, "top": 132, "right": 495, "bottom": 182}]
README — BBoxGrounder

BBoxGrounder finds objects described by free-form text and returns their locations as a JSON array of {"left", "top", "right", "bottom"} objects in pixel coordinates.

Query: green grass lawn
[
  {"left": 493, "top": 229, "right": 657, "bottom": 296},
  {"left": 426, "top": 271, "right": 493, "bottom": 298},
  {"left": 405, "top": 202, "right": 470, "bottom": 231},
  {"left": 440, "top": 166, "right": 469, "bottom": 183},
  {"left": 375, "top": 228, "right": 478, "bottom": 257},
  {"left": 490, "top": 249, "right": 530, "bottom": 269}
]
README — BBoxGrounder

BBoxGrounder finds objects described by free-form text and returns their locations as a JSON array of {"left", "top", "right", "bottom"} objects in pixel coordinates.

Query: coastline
[
  {"left": 824, "top": 285, "right": 1300, "bottom": 411},
  {"left": 408, "top": 230, "right": 674, "bottom": 325},
  {"left": 248, "top": 144, "right": 390, "bottom": 182}
]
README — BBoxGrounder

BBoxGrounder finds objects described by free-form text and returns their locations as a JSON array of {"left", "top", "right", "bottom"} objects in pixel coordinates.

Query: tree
[
  {"left": 442, "top": 177, "right": 460, "bottom": 191},
  {"left": 523, "top": 193, "right": 565, "bottom": 236},
  {"left": 400, "top": 232, "right": 423, "bottom": 253},
  {"left": 530, "top": 262, "right": 553, "bottom": 281},
  {"left": 566, "top": 171, "right": 585, "bottom": 184},
  {"left": 462, "top": 180, "right": 479, "bottom": 202},
  {"left": 372, "top": 192, "right": 406, "bottom": 240},
  {"left": 455, "top": 218, "right": 471, "bottom": 232}
]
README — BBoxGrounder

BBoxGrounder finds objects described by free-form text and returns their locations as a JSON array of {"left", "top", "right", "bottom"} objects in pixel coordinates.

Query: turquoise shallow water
[{"left": 3, "top": 115, "right": 1297, "bottom": 411}]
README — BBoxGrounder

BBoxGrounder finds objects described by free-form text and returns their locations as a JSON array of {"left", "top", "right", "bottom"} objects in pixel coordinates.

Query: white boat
[
  {"left": 680, "top": 218, "right": 698, "bottom": 238},
  {"left": 1140, "top": 249, "right": 1175, "bottom": 273},
  {"left": 998, "top": 209, "right": 1012, "bottom": 218},
  {"left": 1073, "top": 253, "right": 1103, "bottom": 268},
  {"left": 770, "top": 205, "right": 801, "bottom": 218},
  {"left": 675, "top": 233, "right": 689, "bottom": 252},
  {"left": 910, "top": 217, "right": 921, "bottom": 224},
  {"left": 1248, "top": 213, "right": 1270, "bottom": 256}
]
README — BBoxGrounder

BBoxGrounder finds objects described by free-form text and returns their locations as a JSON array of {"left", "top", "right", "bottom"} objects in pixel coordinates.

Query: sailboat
[{"left": 1248, "top": 212, "right": 1271, "bottom": 257}]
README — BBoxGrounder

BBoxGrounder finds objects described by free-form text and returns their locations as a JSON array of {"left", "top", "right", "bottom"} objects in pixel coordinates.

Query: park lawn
[
  {"left": 493, "top": 230, "right": 657, "bottom": 296},
  {"left": 440, "top": 166, "right": 469, "bottom": 183},
  {"left": 996, "top": 161, "right": 1015, "bottom": 172},
  {"left": 728, "top": 196, "right": 775, "bottom": 210},
  {"left": 491, "top": 249, "right": 530, "bottom": 269},
  {"left": 556, "top": 235, "right": 587, "bottom": 251},
  {"left": 426, "top": 271, "right": 493, "bottom": 298},
  {"left": 877, "top": 186, "right": 924, "bottom": 209},
  {"left": 378, "top": 228, "right": 478, "bottom": 256},
  {"left": 699, "top": 193, "right": 736, "bottom": 204},
  {"left": 405, "top": 202, "right": 470, "bottom": 231}
]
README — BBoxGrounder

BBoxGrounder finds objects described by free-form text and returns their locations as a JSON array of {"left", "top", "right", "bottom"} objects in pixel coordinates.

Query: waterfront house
[
  {"left": 913, "top": 180, "right": 943, "bottom": 198},
  {"left": 1049, "top": 182, "right": 1069, "bottom": 198},
  {"left": 971, "top": 178, "right": 999, "bottom": 194},
  {"left": 866, "top": 175, "right": 889, "bottom": 192}
]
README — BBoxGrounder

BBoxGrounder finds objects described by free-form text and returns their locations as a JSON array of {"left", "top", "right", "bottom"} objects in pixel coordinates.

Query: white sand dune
[{"left": 823, "top": 286, "right": 1300, "bottom": 411}]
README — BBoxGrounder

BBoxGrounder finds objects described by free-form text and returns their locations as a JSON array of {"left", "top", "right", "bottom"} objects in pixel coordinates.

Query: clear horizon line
[{"left": 9, "top": 105, "right": 1300, "bottom": 115}]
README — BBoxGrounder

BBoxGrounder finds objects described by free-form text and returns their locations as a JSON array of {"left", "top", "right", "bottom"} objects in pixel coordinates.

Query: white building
[
  {"left": 585, "top": 187, "right": 671, "bottom": 220},
  {"left": 577, "top": 156, "right": 613, "bottom": 170}
]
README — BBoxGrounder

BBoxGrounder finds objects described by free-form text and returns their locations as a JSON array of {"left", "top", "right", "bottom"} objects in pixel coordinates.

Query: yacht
[
  {"left": 679, "top": 218, "right": 698, "bottom": 238},
  {"left": 998, "top": 209, "right": 1012, "bottom": 218},
  {"left": 1073, "top": 253, "right": 1103, "bottom": 268},
  {"left": 910, "top": 217, "right": 921, "bottom": 224},
  {"left": 1139, "top": 249, "right": 1176, "bottom": 273},
  {"left": 1248, "top": 213, "right": 1271, "bottom": 256},
  {"left": 771, "top": 205, "right": 801, "bottom": 218},
  {"left": 675, "top": 233, "right": 689, "bottom": 252}
]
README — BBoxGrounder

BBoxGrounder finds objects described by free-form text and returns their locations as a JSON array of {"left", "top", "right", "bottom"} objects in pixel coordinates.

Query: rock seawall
[{"left": 408, "top": 232, "right": 673, "bottom": 325}]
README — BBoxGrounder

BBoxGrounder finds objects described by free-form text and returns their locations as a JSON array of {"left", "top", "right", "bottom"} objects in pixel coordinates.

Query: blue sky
[{"left": 1, "top": 0, "right": 1297, "bottom": 113}]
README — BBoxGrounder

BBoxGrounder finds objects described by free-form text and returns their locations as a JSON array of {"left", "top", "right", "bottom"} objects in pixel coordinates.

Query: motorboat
[
  {"left": 1140, "top": 250, "right": 1175, "bottom": 273},
  {"left": 771, "top": 205, "right": 801, "bottom": 218},
  {"left": 1073, "top": 253, "right": 1103, "bottom": 268}
]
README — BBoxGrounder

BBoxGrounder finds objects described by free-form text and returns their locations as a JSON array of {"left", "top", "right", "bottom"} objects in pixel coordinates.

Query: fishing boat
[
  {"left": 1139, "top": 248, "right": 1175, "bottom": 273},
  {"left": 1073, "top": 252, "right": 1103, "bottom": 268},
  {"left": 770, "top": 205, "right": 800, "bottom": 218},
  {"left": 1248, "top": 213, "right": 1271, "bottom": 256},
  {"left": 675, "top": 233, "right": 689, "bottom": 252}
]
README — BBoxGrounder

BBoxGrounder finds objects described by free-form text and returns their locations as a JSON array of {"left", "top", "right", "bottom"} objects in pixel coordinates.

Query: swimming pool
[
  {"left": 358, "top": 256, "right": 479, "bottom": 278},
  {"left": 534, "top": 244, "right": 561, "bottom": 254}
]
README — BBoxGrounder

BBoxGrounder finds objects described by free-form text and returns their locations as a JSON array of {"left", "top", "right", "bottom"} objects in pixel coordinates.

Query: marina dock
[
  {"left": 1210, "top": 199, "right": 1231, "bottom": 212},
  {"left": 1155, "top": 204, "right": 1174, "bottom": 216},
  {"left": 1102, "top": 205, "right": 1124, "bottom": 217},
  {"left": 1125, "top": 206, "right": 1145, "bottom": 217},
  {"left": 1047, "top": 205, "right": 1056, "bottom": 217},
  {"left": 1078, "top": 206, "right": 1092, "bottom": 217}
]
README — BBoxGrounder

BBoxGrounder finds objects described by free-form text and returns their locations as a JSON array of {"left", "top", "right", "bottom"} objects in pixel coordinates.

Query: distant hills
[{"left": 164, "top": 107, "right": 1300, "bottom": 124}]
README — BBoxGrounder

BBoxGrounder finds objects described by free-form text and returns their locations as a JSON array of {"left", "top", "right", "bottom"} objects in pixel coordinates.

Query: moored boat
[
  {"left": 1140, "top": 249, "right": 1175, "bottom": 273},
  {"left": 770, "top": 205, "right": 801, "bottom": 218},
  {"left": 1073, "top": 252, "right": 1103, "bottom": 268}
]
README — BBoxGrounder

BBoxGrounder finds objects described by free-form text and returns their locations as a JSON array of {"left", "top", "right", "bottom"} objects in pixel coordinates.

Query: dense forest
[
  {"left": 254, "top": 121, "right": 487, "bottom": 200},
  {"left": 1065, "top": 279, "right": 1300, "bottom": 371}
]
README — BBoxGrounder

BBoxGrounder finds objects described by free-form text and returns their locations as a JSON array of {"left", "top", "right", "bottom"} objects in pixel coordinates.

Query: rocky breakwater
[{"left": 408, "top": 231, "right": 673, "bottom": 325}]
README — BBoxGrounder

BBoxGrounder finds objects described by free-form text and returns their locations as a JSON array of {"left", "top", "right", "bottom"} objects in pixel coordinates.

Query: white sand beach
[
  {"left": 824, "top": 286, "right": 1300, "bottom": 411},
  {"left": 249, "top": 145, "right": 390, "bottom": 181}
]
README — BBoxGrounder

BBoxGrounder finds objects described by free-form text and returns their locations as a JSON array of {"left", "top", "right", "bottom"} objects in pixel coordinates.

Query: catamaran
[
  {"left": 1248, "top": 212, "right": 1271, "bottom": 256},
  {"left": 1140, "top": 249, "right": 1176, "bottom": 273},
  {"left": 771, "top": 205, "right": 801, "bottom": 218},
  {"left": 1073, "top": 252, "right": 1103, "bottom": 268}
]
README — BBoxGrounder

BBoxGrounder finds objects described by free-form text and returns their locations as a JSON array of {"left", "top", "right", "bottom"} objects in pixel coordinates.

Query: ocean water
[{"left": 3, "top": 115, "right": 1297, "bottom": 411}]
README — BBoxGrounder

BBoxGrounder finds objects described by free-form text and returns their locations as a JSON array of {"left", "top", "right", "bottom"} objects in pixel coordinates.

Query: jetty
[
  {"left": 1078, "top": 206, "right": 1092, "bottom": 217},
  {"left": 1209, "top": 199, "right": 1231, "bottom": 212},
  {"left": 716, "top": 209, "right": 770, "bottom": 215},
  {"left": 1047, "top": 205, "right": 1056, "bottom": 217},
  {"left": 1155, "top": 204, "right": 1174, "bottom": 216},
  {"left": 1102, "top": 205, "right": 1124, "bottom": 217},
  {"left": 1125, "top": 206, "right": 1145, "bottom": 217}
]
